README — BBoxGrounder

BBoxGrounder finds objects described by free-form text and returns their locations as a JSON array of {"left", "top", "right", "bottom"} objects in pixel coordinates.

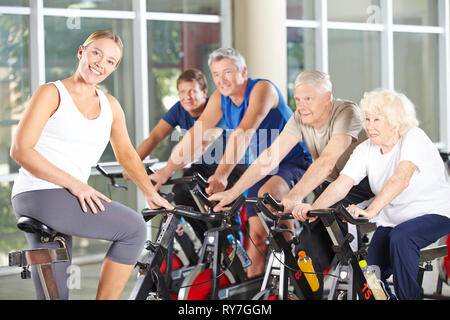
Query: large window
[
  {"left": 286, "top": 0, "right": 449, "bottom": 150},
  {"left": 328, "top": 0, "right": 380, "bottom": 23},
  {"left": 0, "top": 14, "right": 30, "bottom": 176},
  {"left": 0, "top": 0, "right": 225, "bottom": 267},
  {"left": 148, "top": 20, "right": 221, "bottom": 159},
  {"left": 0, "top": 13, "right": 30, "bottom": 266},
  {"left": 394, "top": 32, "right": 439, "bottom": 141},
  {"left": 287, "top": 27, "right": 315, "bottom": 109},
  {"left": 44, "top": 0, "right": 132, "bottom": 10},
  {"left": 393, "top": 0, "right": 438, "bottom": 25},
  {"left": 147, "top": 0, "right": 220, "bottom": 14},
  {"left": 286, "top": 0, "right": 315, "bottom": 20},
  {"left": 328, "top": 29, "right": 381, "bottom": 104}
]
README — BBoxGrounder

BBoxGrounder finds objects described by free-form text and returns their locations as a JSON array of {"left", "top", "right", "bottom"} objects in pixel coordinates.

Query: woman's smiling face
[
  {"left": 364, "top": 112, "right": 399, "bottom": 152},
  {"left": 77, "top": 37, "right": 122, "bottom": 85}
]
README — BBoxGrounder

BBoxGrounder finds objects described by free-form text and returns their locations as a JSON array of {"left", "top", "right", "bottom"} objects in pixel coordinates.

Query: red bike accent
[
  {"left": 444, "top": 235, "right": 450, "bottom": 278},
  {"left": 186, "top": 269, "right": 231, "bottom": 300},
  {"left": 160, "top": 253, "right": 184, "bottom": 274}
]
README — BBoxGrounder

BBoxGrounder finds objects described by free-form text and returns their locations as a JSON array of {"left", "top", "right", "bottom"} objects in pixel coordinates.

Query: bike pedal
[
  {"left": 135, "top": 261, "right": 150, "bottom": 273},
  {"left": 146, "top": 292, "right": 162, "bottom": 300},
  {"left": 20, "top": 267, "right": 31, "bottom": 279}
]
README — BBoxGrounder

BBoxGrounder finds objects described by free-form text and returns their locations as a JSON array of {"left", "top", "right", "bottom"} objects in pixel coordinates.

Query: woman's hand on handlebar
[
  {"left": 292, "top": 202, "right": 317, "bottom": 223},
  {"left": 208, "top": 188, "right": 238, "bottom": 212},
  {"left": 346, "top": 204, "right": 376, "bottom": 220},
  {"left": 145, "top": 191, "right": 174, "bottom": 210},
  {"left": 68, "top": 180, "right": 111, "bottom": 214}
]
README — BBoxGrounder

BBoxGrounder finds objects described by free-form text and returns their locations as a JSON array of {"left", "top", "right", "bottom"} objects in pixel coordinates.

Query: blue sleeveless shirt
[
  {"left": 162, "top": 98, "right": 227, "bottom": 166},
  {"left": 220, "top": 78, "right": 311, "bottom": 166}
]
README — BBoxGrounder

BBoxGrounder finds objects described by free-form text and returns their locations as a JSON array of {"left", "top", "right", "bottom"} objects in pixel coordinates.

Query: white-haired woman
[{"left": 292, "top": 89, "right": 450, "bottom": 299}]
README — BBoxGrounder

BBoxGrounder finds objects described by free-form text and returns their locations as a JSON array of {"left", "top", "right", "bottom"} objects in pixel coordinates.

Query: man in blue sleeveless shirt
[
  {"left": 151, "top": 48, "right": 311, "bottom": 277},
  {"left": 125, "top": 69, "right": 244, "bottom": 241}
]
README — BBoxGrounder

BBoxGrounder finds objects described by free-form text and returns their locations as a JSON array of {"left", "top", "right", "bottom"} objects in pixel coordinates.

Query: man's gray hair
[
  {"left": 294, "top": 70, "right": 332, "bottom": 94},
  {"left": 208, "top": 47, "right": 247, "bottom": 75}
]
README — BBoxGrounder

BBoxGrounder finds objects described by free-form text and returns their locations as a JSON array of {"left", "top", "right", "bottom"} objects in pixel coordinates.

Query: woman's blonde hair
[
  {"left": 359, "top": 89, "right": 419, "bottom": 137},
  {"left": 82, "top": 30, "right": 124, "bottom": 66}
]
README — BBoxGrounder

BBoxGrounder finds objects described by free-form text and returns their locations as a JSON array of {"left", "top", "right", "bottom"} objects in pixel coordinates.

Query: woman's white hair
[
  {"left": 208, "top": 47, "right": 247, "bottom": 76},
  {"left": 359, "top": 89, "right": 419, "bottom": 137},
  {"left": 293, "top": 70, "right": 332, "bottom": 95}
]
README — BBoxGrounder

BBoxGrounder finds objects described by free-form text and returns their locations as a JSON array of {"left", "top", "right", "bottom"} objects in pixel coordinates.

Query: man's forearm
[
  {"left": 214, "top": 128, "right": 253, "bottom": 178},
  {"left": 287, "top": 156, "right": 334, "bottom": 201},
  {"left": 165, "top": 141, "right": 193, "bottom": 175},
  {"left": 229, "top": 155, "right": 278, "bottom": 196},
  {"left": 136, "top": 136, "right": 159, "bottom": 160},
  {"left": 165, "top": 123, "right": 205, "bottom": 171},
  {"left": 311, "top": 175, "right": 353, "bottom": 209}
]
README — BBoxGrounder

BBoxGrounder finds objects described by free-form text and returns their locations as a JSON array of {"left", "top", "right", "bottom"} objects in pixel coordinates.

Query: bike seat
[
  {"left": 419, "top": 245, "right": 448, "bottom": 264},
  {"left": 17, "top": 216, "right": 57, "bottom": 241}
]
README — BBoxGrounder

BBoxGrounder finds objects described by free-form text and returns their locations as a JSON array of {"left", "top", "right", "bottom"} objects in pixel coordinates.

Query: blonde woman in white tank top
[{"left": 10, "top": 30, "right": 173, "bottom": 300}]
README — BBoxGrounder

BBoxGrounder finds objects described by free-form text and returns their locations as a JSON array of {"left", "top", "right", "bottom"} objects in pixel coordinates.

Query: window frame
[{"left": 286, "top": 0, "right": 449, "bottom": 152}]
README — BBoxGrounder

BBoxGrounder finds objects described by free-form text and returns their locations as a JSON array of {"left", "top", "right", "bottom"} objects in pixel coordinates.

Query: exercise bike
[
  {"left": 138, "top": 193, "right": 262, "bottom": 300},
  {"left": 244, "top": 193, "right": 320, "bottom": 300},
  {"left": 96, "top": 163, "right": 208, "bottom": 300},
  {"left": 304, "top": 206, "right": 381, "bottom": 300},
  {"left": 176, "top": 191, "right": 263, "bottom": 300},
  {"left": 8, "top": 218, "right": 70, "bottom": 300},
  {"left": 308, "top": 205, "right": 449, "bottom": 300}
]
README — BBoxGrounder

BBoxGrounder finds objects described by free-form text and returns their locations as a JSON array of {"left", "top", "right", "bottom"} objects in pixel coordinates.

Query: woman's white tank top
[{"left": 11, "top": 80, "right": 113, "bottom": 198}]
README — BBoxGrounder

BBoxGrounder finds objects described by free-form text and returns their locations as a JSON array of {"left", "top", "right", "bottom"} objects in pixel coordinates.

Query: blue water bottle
[{"left": 227, "top": 234, "right": 252, "bottom": 268}]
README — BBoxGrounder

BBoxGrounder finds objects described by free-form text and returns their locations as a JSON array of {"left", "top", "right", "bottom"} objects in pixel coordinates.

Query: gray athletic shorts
[{"left": 11, "top": 188, "right": 147, "bottom": 299}]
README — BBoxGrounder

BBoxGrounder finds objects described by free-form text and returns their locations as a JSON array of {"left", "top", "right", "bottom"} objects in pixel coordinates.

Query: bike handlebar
[
  {"left": 142, "top": 206, "right": 226, "bottom": 222},
  {"left": 246, "top": 193, "right": 368, "bottom": 225},
  {"left": 146, "top": 168, "right": 216, "bottom": 206},
  {"left": 141, "top": 195, "right": 246, "bottom": 222},
  {"left": 165, "top": 171, "right": 209, "bottom": 189},
  {"left": 96, "top": 162, "right": 154, "bottom": 180},
  {"left": 262, "top": 192, "right": 284, "bottom": 212},
  {"left": 96, "top": 163, "right": 209, "bottom": 192},
  {"left": 307, "top": 205, "right": 369, "bottom": 225},
  {"left": 144, "top": 167, "right": 209, "bottom": 189},
  {"left": 244, "top": 193, "right": 293, "bottom": 221}
]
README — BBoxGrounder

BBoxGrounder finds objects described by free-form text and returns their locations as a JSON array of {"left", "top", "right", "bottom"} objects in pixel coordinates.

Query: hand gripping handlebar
[
  {"left": 250, "top": 193, "right": 293, "bottom": 221},
  {"left": 307, "top": 205, "right": 369, "bottom": 225},
  {"left": 253, "top": 193, "right": 369, "bottom": 225}
]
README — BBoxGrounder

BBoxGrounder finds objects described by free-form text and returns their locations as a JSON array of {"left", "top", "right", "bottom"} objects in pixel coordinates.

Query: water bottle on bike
[
  {"left": 227, "top": 234, "right": 252, "bottom": 268},
  {"left": 297, "top": 250, "right": 320, "bottom": 292},
  {"left": 359, "top": 259, "right": 388, "bottom": 300}
]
